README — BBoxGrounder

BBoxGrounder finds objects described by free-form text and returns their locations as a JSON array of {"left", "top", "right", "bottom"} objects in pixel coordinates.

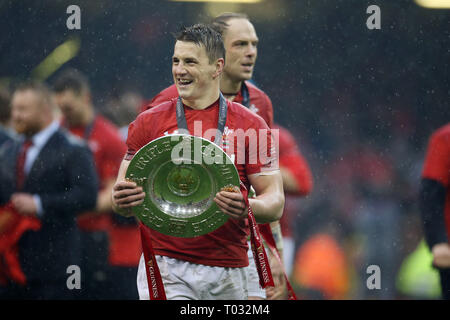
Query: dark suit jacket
[
  {"left": 0, "top": 128, "right": 98, "bottom": 283},
  {"left": 0, "top": 126, "right": 14, "bottom": 148}
]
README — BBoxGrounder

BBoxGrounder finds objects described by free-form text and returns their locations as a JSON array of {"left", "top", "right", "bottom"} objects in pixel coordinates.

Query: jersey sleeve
[
  {"left": 139, "top": 85, "right": 178, "bottom": 114},
  {"left": 278, "top": 128, "right": 313, "bottom": 196},
  {"left": 245, "top": 116, "right": 279, "bottom": 176},
  {"left": 125, "top": 115, "right": 148, "bottom": 160},
  {"left": 422, "top": 129, "right": 450, "bottom": 187}
]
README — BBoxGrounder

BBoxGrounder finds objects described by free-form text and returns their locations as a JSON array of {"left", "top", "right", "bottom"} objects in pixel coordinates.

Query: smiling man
[
  {"left": 138, "top": 13, "right": 285, "bottom": 300},
  {"left": 0, "top": 82, "right": 97, "bottom": 299},
  {"left": 142, "top": 13, "right": 273, "bottom": 128},
  {"left": 111, "top": 24, "right": 284, "bottom": 300}
]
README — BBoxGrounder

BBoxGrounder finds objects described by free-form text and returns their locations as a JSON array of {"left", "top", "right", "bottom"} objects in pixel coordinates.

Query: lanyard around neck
[
  {"left": 240, "top": 81, "right": 250, "bottom": 108},
  {"left": 176, "top": 93, "right": 228, "bottom": 146}
]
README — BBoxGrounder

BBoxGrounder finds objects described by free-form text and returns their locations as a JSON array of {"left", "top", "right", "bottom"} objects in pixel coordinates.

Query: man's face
[
  {"left": 11, "top": 90, "right": 45, "bottom": 136},
  {"left": 222, "top": 18, "right": 259, "bottom": 82},
  {"left": 172, "top": 40, "right": 219, "bottom": 101},
  {"left": 54, "top": 89, "right": 88, "bottom": 126}
]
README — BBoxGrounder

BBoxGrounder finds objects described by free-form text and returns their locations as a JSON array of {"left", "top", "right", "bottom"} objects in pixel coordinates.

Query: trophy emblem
[{"left": 126, "top": 134, "right": 240, "bottom": 237}]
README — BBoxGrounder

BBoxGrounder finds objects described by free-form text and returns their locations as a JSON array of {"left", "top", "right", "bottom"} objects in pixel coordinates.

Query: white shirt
[{"left": 24, "top": 120, "right": 60, "bottom": 174}]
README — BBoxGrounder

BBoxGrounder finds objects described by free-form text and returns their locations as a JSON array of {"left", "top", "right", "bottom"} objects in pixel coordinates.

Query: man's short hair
[
  {"left": 211, "top": 12, "right": 250, "bottom": 36},
  {"left": 14, "top": 81, "right": 55, "bottom": 110},
  {"left": 174, "top": 23, "right": 225, "bottom": 64},
  {"left": 53, "top": 68, "right": 90, "bottom": 95}
]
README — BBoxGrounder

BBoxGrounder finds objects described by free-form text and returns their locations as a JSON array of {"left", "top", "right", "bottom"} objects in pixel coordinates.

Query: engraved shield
[{"left": 126, "top": 134, "right": 240, "bottom": 237}]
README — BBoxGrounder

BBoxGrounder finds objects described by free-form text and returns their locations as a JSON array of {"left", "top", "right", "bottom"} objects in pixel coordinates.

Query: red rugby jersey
[
  {"left": 66, "top": 115, "right": 141, "bottom": 266},
  {"left": 139, "top": 81, "right": 274, "bottom": 128},
  {"left": 67, "top": 115, "right": 126, "bottom": 231},
  {"left": 422, "top": 123, "right": 450, "bottom": 237},
  {"left": 68, "top": 116, "right": 126, "bottom": 186},
  {"left": 126, "top": 98, "right": 276, "bottom": 267}
]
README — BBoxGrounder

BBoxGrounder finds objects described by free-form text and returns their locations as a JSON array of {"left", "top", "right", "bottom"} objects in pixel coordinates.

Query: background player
[
  {"left": 420, "top": 122, "right": 450, "bottom": 300},
  {"left": 140, "top": 12, "right": 283, "bottom": 300},
  {"left": 53, "top": 70, "right": 141, "bottom": 299},
  {"left": 112, "top": 24, "right": 284, "bottom": 300}
]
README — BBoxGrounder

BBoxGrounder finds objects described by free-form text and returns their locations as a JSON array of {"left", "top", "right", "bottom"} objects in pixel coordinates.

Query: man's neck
[
  {"left": 80, "top": 107, "right": 95, "bottom": 126},
  {"left": 182, "top": 86, "right": 221, "bottom": 110},
  {"left": 26, "top": 118, "right": 55, "bottom": 139},
  {"left": 220, "top": 75, "right": 243, "bottom": 96},
  {"left": 67, "top": 107, "right": 94, "bottom": 127}
]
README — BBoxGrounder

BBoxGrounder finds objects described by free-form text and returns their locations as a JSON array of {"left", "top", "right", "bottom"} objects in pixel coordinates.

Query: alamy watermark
[
  {"left": 366, "top": 264, "right": 381, "bottom": 290},
  {"left": 167, "top": 122, "right": 279, "bottom": 171},
  {"left": 66, "top": 5, "right": 81, "bottom": 30},
  {"left": 66, "top": 264, "right": 81, "bottom": 290},
  {"left": 366, "top": 5, "right": 381, "bottom": 30}
]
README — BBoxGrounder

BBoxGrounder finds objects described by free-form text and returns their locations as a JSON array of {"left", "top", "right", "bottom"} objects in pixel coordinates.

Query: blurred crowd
[{"left": 0, "top": 0, "right": 448, "bottom": 299}]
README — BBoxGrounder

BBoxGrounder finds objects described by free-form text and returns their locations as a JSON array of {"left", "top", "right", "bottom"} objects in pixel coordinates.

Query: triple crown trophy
[{"left": 125, "top": 134, "right": 240, "bottom": 238}]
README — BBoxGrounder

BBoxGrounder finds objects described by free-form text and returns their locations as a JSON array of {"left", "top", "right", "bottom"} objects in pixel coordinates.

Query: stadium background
[{"left": 1, "top": 0, "right": 449, "bottom": 299}]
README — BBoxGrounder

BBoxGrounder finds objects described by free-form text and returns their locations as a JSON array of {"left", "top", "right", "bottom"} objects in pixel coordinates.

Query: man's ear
[{"left": 212, "top": 58, "right": 225, "bottom": 79}]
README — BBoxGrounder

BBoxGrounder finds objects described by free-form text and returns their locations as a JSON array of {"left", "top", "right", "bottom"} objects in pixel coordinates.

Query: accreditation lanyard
[
  {"left": 175, "top": 93, "right": 228, "bottom": 146},
  {"left": 240, "top": 82, "right": 296, "bottom": 296},
  {"left": 240, "top": 81, "right": 250, "bottom": 108}
]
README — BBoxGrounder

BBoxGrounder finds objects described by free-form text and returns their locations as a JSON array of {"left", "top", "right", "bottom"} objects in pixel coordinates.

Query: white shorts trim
[
  {"left": 245, "top": 241, "right": 267, "bottom": 299},
  {"left": 137, "top": 254, "right": 248, "bottom": 300}
]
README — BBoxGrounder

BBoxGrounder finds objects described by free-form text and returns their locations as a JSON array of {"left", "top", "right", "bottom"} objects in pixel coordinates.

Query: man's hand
[
  {"left": 11, "top": 193, "right": 37, "bottom": 216},
  {"left": 265, "top": 251, "right": 288, "bottom": 300},
  {"left": 432, "top": 243, "right": 450, "bottom": 268},
  {"left": 214, "top": 187, "right": 248, "bottom": 220},
  {"left": 112, "top": 180, "right": 145, "bottom": 216}
]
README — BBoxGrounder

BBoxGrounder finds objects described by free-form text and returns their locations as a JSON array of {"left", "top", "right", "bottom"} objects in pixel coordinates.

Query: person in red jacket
[
  {"left": 140, "top": 13, "right": 273, "bottom": 130},
  {"left": 420, "top": 122, "right": 450, "bottom": 300},
  {"left": 138, "top": 12, "right": 283, "bottom": 300},
  {"left": 112, "top": 23, "right": 284, "bottom": 300},
  {"left": 53, "top": 69, "right": 141, "bottom": 299}
]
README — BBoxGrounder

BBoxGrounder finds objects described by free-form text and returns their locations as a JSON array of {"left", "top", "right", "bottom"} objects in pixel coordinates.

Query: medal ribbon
[
  {"left": 140, "top": 222, "right": 166, "bottom": 300},
  {"left": 240, "top": 82, "right": 294, "bottom": 298},
  {"left": 176, "top": 93, "right": 228, "bottom": 146},
  {"left": 240, "top": 82, "right": 250, "bottom": 108},
  {"left": 258, "top": 223, "right": 298, "bottom": 300},
  {"left": 240, "top": 182, "right": 275, "bottom": 289}
]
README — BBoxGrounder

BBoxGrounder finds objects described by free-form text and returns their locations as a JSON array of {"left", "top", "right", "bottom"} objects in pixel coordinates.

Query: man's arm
[
  {"left": 97, "top": 178, "right": 116, "bottom": 213},
  {"left": 111, "top": 159, "right": 145, "bottom": 217},
  {"left": 248, "top": 172, "right": 284, "bottom": 223}
]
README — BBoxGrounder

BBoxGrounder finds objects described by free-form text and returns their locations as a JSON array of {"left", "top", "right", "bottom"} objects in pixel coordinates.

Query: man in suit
[
  {"left": 0, "top": 81, "right": 98, "bottom": 299},
  {"left": 53, "top": 69, "right": 140, "bottom": 299}
]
